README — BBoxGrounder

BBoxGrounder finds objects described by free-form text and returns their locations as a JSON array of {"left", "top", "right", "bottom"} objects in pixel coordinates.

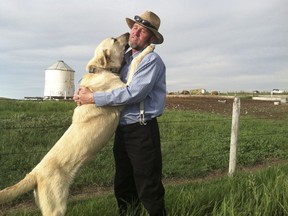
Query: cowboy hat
[{"left": 126, "top": 11, "right": 164, "bottom": 44}]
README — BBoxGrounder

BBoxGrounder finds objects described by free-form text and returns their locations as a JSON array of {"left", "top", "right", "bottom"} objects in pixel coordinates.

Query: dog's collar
[{"left": 89, "top": 66, "right": 120, "bottom": 74}]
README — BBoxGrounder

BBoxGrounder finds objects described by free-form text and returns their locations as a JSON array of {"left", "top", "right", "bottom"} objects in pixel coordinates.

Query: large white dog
[{"left": 0, "top": 33, "right": 154, "bottom": 216}]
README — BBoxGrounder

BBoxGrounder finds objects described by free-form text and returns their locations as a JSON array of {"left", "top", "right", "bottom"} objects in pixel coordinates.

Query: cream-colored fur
[{"left": 0, "top": 32, "right": 155, "bottom": 216}]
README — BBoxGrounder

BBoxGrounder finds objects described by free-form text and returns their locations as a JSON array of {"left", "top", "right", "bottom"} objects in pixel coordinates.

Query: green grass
[
  {"left": 8, "top": 165, "right": 288, "bottom": 216},
  {"left": 0, "top": 99, "right": 288, "bottom": 215}
]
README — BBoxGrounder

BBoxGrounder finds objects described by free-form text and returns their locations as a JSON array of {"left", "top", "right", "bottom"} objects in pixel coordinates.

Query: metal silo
[{"left": 44, "top": 60, "right": 75, "bottom": 99}]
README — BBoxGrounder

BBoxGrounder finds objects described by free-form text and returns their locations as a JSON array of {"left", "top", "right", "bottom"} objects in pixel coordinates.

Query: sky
[{"left": 0, "top": 0, "right": 287, "bottom": 99}]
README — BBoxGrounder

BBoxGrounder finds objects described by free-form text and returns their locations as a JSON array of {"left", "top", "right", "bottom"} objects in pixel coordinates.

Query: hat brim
[{"left": 126, "top": 18, "right": 164, "bottom": 44}]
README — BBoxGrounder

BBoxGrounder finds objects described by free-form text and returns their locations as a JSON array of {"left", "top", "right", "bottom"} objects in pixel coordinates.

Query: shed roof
[{"left": 46, "top": 60, "right": 75, "bottom": 72}]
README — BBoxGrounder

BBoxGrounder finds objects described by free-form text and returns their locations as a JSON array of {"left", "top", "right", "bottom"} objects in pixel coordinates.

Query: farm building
[{"left": 44, "top": 60, "right": 75, "bottom": 99}]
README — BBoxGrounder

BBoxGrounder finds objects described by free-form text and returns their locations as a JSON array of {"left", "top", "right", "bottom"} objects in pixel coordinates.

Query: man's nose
[{"left": 134, "top": 29, "right": 141, "bottom": 36}]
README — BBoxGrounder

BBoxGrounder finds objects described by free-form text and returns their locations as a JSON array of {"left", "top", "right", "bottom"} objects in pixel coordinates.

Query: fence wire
[{"left": 0, "top": 114, "right": 288, "bottom": 183}]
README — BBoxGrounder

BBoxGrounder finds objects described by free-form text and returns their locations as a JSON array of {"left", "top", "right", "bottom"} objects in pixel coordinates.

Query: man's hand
[{"left": 73, "top": 87, "right": 94, "bottom": 106}]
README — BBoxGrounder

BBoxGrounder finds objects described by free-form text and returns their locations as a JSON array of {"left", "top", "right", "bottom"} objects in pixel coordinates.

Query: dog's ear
[
  {"left": 85, "top": 49, "right": 112, "bottom": 72},
  {"left": 98, "top": 49, "right": 111, "bottom": 68}
]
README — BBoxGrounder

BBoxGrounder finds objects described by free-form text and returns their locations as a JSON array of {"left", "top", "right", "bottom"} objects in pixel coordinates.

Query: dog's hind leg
[{"left": 35, "top": 176, "right": 69, "bottom": 216}]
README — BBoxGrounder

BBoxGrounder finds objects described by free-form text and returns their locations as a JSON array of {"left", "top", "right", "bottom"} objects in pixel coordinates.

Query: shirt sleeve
[{"left": 93, "top": 52, "right": 163, "bottom": 107}]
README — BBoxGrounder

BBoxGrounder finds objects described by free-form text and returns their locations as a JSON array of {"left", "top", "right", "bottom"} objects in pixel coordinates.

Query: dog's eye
[{"left": 111, "top": 38, "right": 117, "bottom": 43}]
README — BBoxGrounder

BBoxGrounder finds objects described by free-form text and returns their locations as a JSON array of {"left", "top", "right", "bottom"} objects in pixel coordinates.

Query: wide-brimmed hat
[{"left": 126, "top": 11, "right": 164, "bottom": 44}]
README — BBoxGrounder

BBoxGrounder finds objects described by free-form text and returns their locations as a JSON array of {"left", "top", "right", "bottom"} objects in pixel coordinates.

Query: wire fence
[
  {"left": 1, "top": 99, "right": 287, "bottom": 187},
  {"left": 0, "top": 118, "right": 286, "bottom": 156}
]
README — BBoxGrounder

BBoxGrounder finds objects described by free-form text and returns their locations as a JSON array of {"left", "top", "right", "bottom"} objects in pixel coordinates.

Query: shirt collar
[{"left": 124, "top": 49, "right": 146, "bottom": 63}]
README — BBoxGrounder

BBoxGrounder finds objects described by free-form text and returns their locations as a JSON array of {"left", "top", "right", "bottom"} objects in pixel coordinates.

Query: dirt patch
[{"left": 165, "top": 95, "right": 288, "bottom": 119}]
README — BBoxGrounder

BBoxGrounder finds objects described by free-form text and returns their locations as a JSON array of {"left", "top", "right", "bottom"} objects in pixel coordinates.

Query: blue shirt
[{"left": 93, "top": 49, "right": 166, "bottom": 125}]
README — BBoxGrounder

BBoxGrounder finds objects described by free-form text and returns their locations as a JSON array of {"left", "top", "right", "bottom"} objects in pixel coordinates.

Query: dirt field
[{"left": 165, "top": 96, "right": 288, "bottom": 119}]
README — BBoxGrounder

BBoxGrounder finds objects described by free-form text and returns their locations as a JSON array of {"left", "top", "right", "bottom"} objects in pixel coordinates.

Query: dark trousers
[{"left": 113, "top": 118, "right": 166, "bottom": 216}]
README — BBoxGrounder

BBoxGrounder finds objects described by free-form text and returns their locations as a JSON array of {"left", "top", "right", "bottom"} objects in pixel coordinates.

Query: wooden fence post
[{"left": 228, "top": 97, "right": 241, "bottom": 176}]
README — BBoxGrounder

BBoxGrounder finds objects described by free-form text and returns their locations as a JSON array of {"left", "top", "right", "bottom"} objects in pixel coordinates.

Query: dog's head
[{"left": 86, "top": 33, "right": 130, "bottom": 73}]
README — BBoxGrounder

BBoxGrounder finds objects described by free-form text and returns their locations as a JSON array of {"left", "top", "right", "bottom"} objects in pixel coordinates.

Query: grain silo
[{"left": 44, "top": 60, "right": 75, "bottom": 99}]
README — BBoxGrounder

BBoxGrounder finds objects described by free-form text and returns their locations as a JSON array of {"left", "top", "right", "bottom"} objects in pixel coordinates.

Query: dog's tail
[{"left": 0, "top": 172, "right": 36, "bottom": 204}]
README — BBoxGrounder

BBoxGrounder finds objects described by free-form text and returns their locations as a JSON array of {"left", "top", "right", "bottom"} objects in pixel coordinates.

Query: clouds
[
  {"left": 162, "top": 0, "right": 288, "bottom": 92},
  {"left": 0, "top": 0, "right": 287, "bottom": 99}
]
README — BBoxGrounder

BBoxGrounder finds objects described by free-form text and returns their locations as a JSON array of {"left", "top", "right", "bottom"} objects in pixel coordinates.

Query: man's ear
[{"left": 149, "top": 35, "right": 156, "bottom": 44}]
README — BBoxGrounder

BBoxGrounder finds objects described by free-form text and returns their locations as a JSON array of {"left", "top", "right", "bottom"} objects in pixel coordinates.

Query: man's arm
[{"left": 93, "top": 53, "right": 164, "bottom": 107}]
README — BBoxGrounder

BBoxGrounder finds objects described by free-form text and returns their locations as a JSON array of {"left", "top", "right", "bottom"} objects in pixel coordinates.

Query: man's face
[{"left": 129, "top": 23, "right": 154, "bottom": 51}]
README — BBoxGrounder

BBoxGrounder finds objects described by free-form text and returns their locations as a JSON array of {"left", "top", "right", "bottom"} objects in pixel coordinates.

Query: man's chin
[{"left": 129, "top": 42, "right": 139, "bottom": 50}]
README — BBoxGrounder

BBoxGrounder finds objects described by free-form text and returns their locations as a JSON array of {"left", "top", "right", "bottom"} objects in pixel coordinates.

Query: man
[{"left": 74, "top": 11, "right": 166, "bottom": 216}]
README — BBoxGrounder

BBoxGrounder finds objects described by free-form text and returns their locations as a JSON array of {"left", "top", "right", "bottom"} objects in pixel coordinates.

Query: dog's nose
[{"left": 125, "top": 43, "right": 130, "bottom": 51}]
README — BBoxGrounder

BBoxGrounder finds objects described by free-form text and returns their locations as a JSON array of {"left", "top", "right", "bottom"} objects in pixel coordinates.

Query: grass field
[{"left": 0, "top": 98, "right": 288, "bottom": 215}]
